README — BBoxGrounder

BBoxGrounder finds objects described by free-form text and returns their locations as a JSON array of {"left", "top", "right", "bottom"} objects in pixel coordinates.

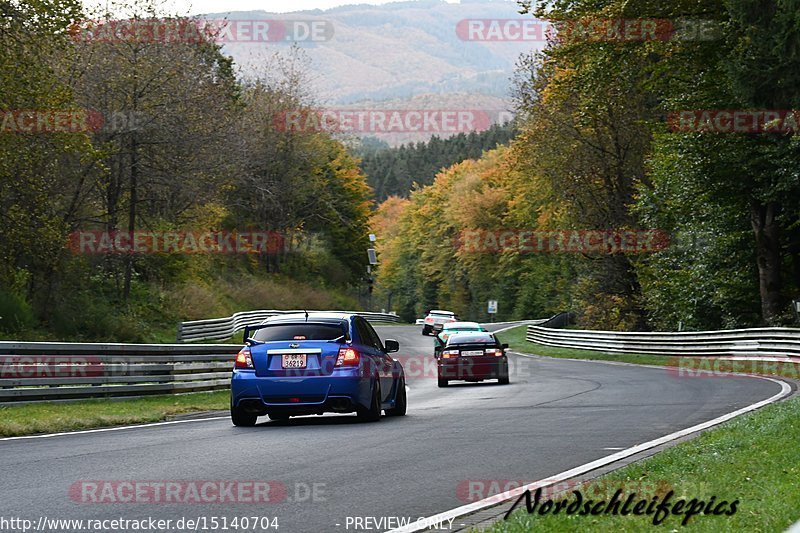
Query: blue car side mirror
[{"left": 384, "top": 339, "right": 400, "bottom": 353}]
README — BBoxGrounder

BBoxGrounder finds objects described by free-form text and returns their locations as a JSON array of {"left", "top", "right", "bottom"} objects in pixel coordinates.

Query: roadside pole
[{"left": 488, "top": 299, "right": 498, "bottom": 323}]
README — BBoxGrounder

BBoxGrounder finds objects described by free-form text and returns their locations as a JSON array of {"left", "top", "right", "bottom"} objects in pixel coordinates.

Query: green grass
[
  {"left": 485, "top": 325, "right": 800, "bottom": 532},
  {"left": 485, "top": 395, "right": 800, "bottom": 532},
  {"left": 0, "top": 391, "right": 230, "bottom": 437}
]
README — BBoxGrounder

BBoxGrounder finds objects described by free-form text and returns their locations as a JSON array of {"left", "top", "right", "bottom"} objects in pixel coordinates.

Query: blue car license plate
[{"left": 282, "top": 353, "right": 307, "bottom": 369}]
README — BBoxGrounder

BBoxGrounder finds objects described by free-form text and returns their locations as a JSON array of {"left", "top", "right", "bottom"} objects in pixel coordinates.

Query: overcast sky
[
  {"left": 85, "top": 0, "right": 459, "bottom": 16},
  {"left": 189, "top": 0, "right": 401, "bottom": 14}
]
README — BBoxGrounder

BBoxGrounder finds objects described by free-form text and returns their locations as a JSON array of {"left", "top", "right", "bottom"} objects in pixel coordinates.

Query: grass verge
[
  {"left": 484, "top": 395, "right": 800, "bottom": 532},
  {"left": 486, "top": 325, "right": 799, "bottom": 531},
  {"left": 0, "top": 391, "right": 230, "bottom": 437}
]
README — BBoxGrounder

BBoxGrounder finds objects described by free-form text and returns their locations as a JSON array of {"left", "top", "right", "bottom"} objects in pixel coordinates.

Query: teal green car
[{"left": 433, "top": 321, "right": 487, "bottom": 357}]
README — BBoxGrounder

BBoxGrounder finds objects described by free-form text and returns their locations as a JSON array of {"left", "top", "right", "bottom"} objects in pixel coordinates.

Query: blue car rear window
[{"left": 251, "top": 323, "right": 345, "bottom": 342}]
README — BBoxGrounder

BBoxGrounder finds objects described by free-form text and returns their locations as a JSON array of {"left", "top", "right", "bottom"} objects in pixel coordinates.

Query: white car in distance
[{"left": 421, "top": 309, "right": 456, "bottom": 335}]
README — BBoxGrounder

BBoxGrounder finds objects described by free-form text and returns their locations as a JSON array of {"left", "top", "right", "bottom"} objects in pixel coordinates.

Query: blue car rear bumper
[{"left": 231, "top": 368, "right": 371, "bottom": 415}]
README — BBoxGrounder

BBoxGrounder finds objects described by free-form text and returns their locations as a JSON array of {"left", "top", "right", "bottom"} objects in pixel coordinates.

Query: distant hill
[{"left": 205, "top": 0, "right": 542, "bottom": 142}]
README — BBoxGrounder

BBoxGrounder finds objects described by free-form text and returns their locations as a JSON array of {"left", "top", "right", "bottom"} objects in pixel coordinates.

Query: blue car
[{"left": 230, "top": 312, "right": 406, "bottom": 425}]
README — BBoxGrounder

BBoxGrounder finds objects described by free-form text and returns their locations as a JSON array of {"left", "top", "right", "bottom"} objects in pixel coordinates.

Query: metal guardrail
[
  {"left": 0, "top": 342, "right": 240, "bottom": 403},
  {"left": 0, "top": 316, "right": 531, "bottom": 403},
  {"left": 176, "top": 310, "right": 402, "bottom": 342},
  {"left": 537, "top": 311, "right": 575, "bottom": 329},
  {"left": 485, "top": 319, "right": 548, "bottom": 327},
  {"left": 526, "top": 325, "right": 800, "bottom": 358}
]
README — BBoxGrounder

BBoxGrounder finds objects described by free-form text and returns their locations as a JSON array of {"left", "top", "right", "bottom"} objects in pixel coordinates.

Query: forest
[
  {"left": 3, "top": 0, "right": 799, "bottom": 340},
  {"left": 358, "top": 123, "right": 516, "bottom": 201},
  {"left": 372, "top": 0, "right": 800, "bottom": 330},
  {"left": 0, "top": 1, "right": 373, "bottom": 340}
]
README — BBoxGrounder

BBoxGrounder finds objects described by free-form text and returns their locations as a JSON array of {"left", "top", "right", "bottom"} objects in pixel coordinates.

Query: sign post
[
  {"left": 487, "top": 300, "right": 498, "bottom": 322},
  {"left": 366, "top": 247, "right": 378, "bottom": 311}
]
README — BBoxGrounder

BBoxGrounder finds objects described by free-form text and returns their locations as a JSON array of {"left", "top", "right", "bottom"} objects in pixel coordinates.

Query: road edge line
[
  {"left": 0, "top": 415, "right": 230, "bottom": 442},
  {"left": 385, "top": 375, "right": 791, "bottom": 533}
]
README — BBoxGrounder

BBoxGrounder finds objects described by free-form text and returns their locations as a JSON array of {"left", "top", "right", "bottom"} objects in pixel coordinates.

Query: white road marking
[
  {"left": 385, "top": 376, "right": 791, "bottom": 533},
  {"left": 487, "top": 323, "right": 532, "bottom": 335},
  {"left": 0, "top": 416, "right": 229, "bottom": 442},
  {"left": 718, "top": 356, "right": 799, "bottom": 362}
]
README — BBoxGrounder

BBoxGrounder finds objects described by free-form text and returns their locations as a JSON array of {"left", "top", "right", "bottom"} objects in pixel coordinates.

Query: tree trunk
[
  {"left": 750, "top": 201, "right": 783, "bottom": 324},
  {"left": 787, "top": 223, "right": 800, "bottom": 291},
  {"left": 123, "top": 136, "right": 138, "bottom": 301}
]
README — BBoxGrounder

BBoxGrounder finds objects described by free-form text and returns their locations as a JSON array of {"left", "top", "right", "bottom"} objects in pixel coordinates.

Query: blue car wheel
[
  {"left": 385, "top": 378, "right": 407, "bottom": 416},
  {"left": 356, "top": 380, "right": 381, "bottom": 422},
  {"left": 231, "top": 398, "right": 258, "bottom": 427}
]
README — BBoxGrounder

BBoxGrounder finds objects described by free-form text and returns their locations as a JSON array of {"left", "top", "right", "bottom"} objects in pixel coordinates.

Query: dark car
[
  {"left": 436, "top": 331, "right": 509, "bottom": 388},
  {"left": 432, "top": 321, "right": 488, "bottom": 357},
  {"left": 230, "top": 312, "right": 406, "bottom": 425}
]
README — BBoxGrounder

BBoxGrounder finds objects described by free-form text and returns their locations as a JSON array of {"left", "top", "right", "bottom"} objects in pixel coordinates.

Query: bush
[{"left": 0, "top": 288, "right": 35, "bottom": 333}]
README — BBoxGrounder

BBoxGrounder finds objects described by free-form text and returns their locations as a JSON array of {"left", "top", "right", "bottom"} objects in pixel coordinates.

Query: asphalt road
[{"left": 0, "top": 323, "right": 785, "bottom": 533}]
